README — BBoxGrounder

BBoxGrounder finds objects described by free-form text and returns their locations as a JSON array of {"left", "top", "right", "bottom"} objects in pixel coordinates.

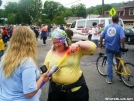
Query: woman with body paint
[{"left": 44, "top": 29, "right": 97, "bottom": 101}]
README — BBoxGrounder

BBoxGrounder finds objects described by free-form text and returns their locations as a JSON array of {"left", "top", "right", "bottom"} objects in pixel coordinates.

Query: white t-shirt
[{"left": 91, "top": 27, "right": 100, "bottom": 40}]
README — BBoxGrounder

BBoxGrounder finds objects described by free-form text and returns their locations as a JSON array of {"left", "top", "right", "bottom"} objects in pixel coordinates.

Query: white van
[{"left": 70, "top": 17, "right": 124, "bottom": 41}]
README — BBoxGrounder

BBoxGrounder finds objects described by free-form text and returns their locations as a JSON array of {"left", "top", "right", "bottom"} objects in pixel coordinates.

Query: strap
[
  {"left": 57, "top": 49, "right": 70, "bottom": 67},
  {"left": 57, "top": 47, "right": 78, "bottom": 67}
]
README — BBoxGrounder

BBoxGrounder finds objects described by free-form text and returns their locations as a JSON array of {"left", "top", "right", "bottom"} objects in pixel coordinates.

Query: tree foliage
[
  {"left": 87, "top": 4, "right": 112, "bottom": 15},
  {"left": 64, "top": 7, "right": 74, "bottom": 17},
  {"left": 86, "top": 2, "right": 123, "bottom": 15},
  {"left": 0, "top": 0, "right": 125, "bottom": 25},
  {"left": 43, "top": 0, "right": 65, "bottom": 24},
  {"left": 18, "top": 0, "right": 42, "bottom": 24},
  {"left": 75, "top": 4, "right": 87, "bottom": 18}
]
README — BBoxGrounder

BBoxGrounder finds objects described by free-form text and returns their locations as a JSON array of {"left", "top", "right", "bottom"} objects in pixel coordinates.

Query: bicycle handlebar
[{"left": 120, "top": 48, "right": 129, "bottom": 52}]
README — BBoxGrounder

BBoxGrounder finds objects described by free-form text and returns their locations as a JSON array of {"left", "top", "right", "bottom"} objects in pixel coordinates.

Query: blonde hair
[{"left": 2, "top": 26, "right": 37, "bottom": 78}]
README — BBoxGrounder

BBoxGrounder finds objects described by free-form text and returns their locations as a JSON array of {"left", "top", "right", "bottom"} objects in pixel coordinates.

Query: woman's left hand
[
  {"left": 69, "top": 42, "right": 79, "bottom": 53},
  {"left": 41, "top": 70, "right": 50, "bottom": 82},
  {"left": 43, "top": 77, "right": 50, "bottom": 82}
]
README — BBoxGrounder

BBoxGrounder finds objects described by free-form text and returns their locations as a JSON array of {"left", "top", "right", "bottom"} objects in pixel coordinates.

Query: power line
[{"left": 64, "top": 0, "right": 81, "bottom": 5}]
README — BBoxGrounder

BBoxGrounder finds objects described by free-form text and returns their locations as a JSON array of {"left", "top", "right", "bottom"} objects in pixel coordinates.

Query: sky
[{"left": 0, "top": 0, "right": 132, "bottom": 8}]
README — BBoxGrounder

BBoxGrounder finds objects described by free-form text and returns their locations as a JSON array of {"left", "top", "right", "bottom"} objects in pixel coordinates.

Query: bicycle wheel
[
  {"left": 120, "top": 62, "right": 134, "bottom": 88},
  {"left": 96, "top": 56, "right": 107, "bottom": 76}
]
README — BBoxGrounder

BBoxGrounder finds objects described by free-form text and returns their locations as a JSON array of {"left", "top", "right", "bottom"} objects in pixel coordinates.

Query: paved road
[{"left": 37, "top": 38, "right": 134, "bottom": 101}]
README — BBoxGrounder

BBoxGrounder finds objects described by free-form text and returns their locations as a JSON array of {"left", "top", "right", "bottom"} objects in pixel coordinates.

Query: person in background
[
  {"left": 100, "top": 15, "right": 125, "bottom": 84},
  {"left": 2, "top": 27, "right": 9, "bottom": 46},
  {"left": 32, "top": 26, "right": 39, "bottom": 41},
  {"left": 91, "top": 22, "right": 104, "bottom": 55},
  {"left": 65, "top": 25, "right": 73, "bottom": 42},
  {"left": 60, "top": 24, "right": 65, "bottom": 30},
  {"left": 52, "top": 24, "right": 57, "bottom": 31},
  {"left": 0, "top": 34, "right": 4, "bottom": 58},
  {"left": 40, "top": 25, "right": 48, "bottom": 45},
  {"left": 44, "top": 29, "right": 96, "bottom": 101},
  {"left": 0, "top": 26, "right": 49, "bottom": 101},
  {"left": 8, "top": 25, "right": 14, "bottom": 38},
  {"left": 0, "top": 26, "right": 3, "bottom": 35},
  {"left": 98, "top": 24, "right": 104, "bottom": 32},
  {"left": 47, "top": 24, "right": 52, "bottom": 37},
  {"left": 35, "top": 25, "right": 40, "bottom": 35}
]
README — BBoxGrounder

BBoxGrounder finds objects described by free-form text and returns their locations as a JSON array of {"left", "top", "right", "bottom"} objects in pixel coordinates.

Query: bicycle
[{"left": 96, "top": 48, "right": 134, "bottom": 88}]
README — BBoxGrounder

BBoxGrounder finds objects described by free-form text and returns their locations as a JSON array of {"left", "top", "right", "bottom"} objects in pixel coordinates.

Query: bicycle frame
[
  {"left": 101, "top": 55, "right": 107, "bottom": 67},
  {"left": 113, "top": 56, "right": 131, "bottom": 76}
]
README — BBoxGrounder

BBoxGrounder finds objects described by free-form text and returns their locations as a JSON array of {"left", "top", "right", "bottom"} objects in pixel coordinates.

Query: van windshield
[
  {"left": 77, "top": 20, "right": 86, "bottom": 28},
  {"left": 86, "top": 20, "right": 99, "bottom": 28},
  {"left": 109, "top": 19, "right": 123, "bottom": 27}
]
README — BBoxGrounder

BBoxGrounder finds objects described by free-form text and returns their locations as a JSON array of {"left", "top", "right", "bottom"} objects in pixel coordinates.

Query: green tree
[
  {"left": 18, "top": 0, "right": 42, "bottom": 24},
  {"left": 32, "top": 0, "right": 42, "bottom": 23},
  {"left": 52, "top": 11, "right": 66, "bottom": 24},
  {"left": 111, "top": 3, "right": 123, "bottom": 7},
  {"left": 4, "top": 2, "right": 19, "bottom": 24},
  {"left": 64, "top": 7, "right": 74, "bottom": 17},
  {"left": 0, "top": 0, "right": 3, "bottom": 23},
  {"left": 0, "top": 1, "right": 126, "bottom": 24},
  {"left": 43, "top": 1, "right": 65, "bottom": 22},
  {"left": 70, "top": 3, "right": 86, "bottom": 18},
  {"left": 70, "top": 5, "right": 78, "bottom": 16},
  {"left": 5, "top": 2, "right": 18, "bottom": 14},
  {"left": 52, "top": 15, "right": 66, "bottom": 25},
  {"left": 86, "top": 4, "right": 112, "bottom": 15},
  {"left": 104, "top": 4, "right": 112, "bottom": 11},
  {"left": 15, "top": 12, "right": 22, "bottom": 24},
  {"left": 8, "top": 13, "right": 16, "bottom": 24},
  {"left": 86, "top": 6, "right": 95, "bottom": 14},
  {"left": 76, "top": 3, "right": 87, "bottom": 18}
]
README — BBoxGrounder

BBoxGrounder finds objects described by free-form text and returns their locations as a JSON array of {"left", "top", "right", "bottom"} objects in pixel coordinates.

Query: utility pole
[{"left": 102, "top": 0, "right": 104, "bottom": 17}]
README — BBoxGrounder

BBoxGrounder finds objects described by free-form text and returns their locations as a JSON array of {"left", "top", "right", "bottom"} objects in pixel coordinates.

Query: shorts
[{"left": 92, "top": 40, "right": 99, "bottom": 47}]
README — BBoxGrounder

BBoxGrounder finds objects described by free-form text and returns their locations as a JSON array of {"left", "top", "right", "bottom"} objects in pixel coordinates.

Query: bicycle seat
[{"left": 120, "top": 48, "right": 129, "bottom": 52}]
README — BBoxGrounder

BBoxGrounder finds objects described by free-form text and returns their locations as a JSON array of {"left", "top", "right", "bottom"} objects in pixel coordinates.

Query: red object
[
  {"left": 98, "top": 24, "right": 104, "bottom": 27},
  {"left": 76, "top": 28, "right": 81, "bottom": 30},
  {"left": 67, "top": 49, "right": 71, "bottom": 55},
  {"left": 3, "top": 29, "right": 8, "bottom": 35},
  {"left": 66, "top": 47, "right": 79, "bottom": 55}
]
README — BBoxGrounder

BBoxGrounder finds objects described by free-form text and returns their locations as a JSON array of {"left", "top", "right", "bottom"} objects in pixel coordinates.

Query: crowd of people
[
  {"left": 0, "top": 15, "right": 126, "bottom": 101},
  {"left": 0, "top": 23, "right": 74, "bottom": 56}
]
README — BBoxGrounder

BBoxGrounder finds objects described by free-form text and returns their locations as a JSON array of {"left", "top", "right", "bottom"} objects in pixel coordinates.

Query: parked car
[
  {"left": 131, "top": 28, "right": 134, "bottom": 32},
  {"left": 124, "top": 28, "right": 134, "bottom": 42},
  {"left": 127, "top": 36, "right": 134, "bottom": 45}
]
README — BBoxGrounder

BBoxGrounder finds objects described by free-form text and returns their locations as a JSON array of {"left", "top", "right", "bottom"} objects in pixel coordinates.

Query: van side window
[
  {"left": 109, "top": 19, "right": 113, "bottom": 25},
  {"left": 109, "top": 19, "right": 123, "bottom": 27},
  {"left": 77, "top": 20, "right": 86, "bottom": 28},
  {"left": 119, "top": 19, "right": 123, "bottom": 27},
  {"left": 86, "top": 20, "right": 99, "bottom": 28},
  {"left": 70, "top": 21, "right": 76, "bottom": 28},
  {"left": 100, "top": 20, "right": 105, "bottom": 27}
]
